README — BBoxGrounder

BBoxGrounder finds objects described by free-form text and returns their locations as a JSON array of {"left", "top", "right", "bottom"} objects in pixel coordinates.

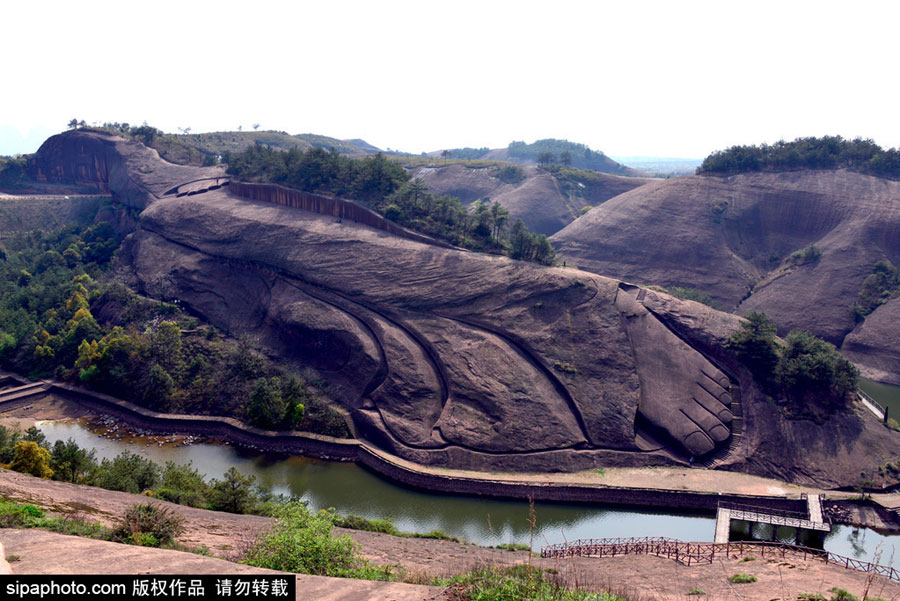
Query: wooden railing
[{"left": 541, "top": 537, "right": 900, "bottom": 582}]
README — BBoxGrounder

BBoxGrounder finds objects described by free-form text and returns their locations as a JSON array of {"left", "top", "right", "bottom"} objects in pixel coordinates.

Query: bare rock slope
[
  {"left": 31, "top": 131, "right": 900, "bottom": 485},
  {"left": 410, "top": 163, "right": 650, "bottom": 235},
  {"left": 551, "top": 170, "right": 900, "bottom": 381}
]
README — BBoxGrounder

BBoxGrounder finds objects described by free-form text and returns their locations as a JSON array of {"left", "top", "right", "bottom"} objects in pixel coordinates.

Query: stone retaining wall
[{"left": 2, "top": 377, "right": 811, "bottom": 516}]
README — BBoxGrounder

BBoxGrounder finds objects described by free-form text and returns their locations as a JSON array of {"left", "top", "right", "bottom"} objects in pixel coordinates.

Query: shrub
[
  {"left": 787, "top": 245, "right": 822, "bottom": 265},
  {"left": 777, "top": 330, "right": 858, "bottom": 411},
  {"left": 669, "top": 287, "right": 716, "bottom": 308},
  {"left": 242, "top": 501, "right": 376, "bottom": 578},
  {"left": 112, "top": 503, "right": 184, "bottom": 547},
  {"left": 829, "top": 588, "right": 858, "bottom": 601},
  {"left": 728, "top": 573, "right": 757, "bottom": 584},
  {"left": 727, "top": 311, "right": 780, "bottom": 386},
  {"left": 494, "top": 165, "right": 526, "bottom": 184}
]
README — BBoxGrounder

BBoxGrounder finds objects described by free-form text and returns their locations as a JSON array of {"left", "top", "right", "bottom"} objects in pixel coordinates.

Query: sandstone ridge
[{"left": 27, "top": 131, "right": 900, "bottom": 485}]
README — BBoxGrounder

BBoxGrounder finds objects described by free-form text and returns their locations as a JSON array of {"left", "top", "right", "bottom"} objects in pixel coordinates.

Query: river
[{"left": 36, "top": 420, "right": 900, "bottom": 567}]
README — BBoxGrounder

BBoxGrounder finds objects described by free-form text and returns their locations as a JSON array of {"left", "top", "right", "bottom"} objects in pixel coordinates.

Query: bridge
[{"left": 713, "top": 496, "right": 829, "bottom": 545}]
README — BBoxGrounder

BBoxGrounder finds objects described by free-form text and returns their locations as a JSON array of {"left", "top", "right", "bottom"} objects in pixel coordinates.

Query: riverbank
[{"left": 2, "top": 374, "right": 898, "bottom": 533}]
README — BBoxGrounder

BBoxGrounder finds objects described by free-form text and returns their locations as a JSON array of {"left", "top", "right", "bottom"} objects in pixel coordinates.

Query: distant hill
[
  {"left": 165, "top": 131, "right": 378, "bottom": 164},
  {"left": 431, "top": 139, "right": 647, "bottom": 177},
  {"left": 405, "top": 161, "right": 652, "bottom": 235},
  {"left": 550, "top": 169, "right": 900, "bottom": 384}
]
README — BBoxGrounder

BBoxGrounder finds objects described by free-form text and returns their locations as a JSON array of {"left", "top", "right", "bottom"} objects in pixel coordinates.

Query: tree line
[
  {"left": 697, "top": 136, "right": 900, "bottom": 179},
  {"left": 224, "top": 144, "right": 556, "bottom": 264}
]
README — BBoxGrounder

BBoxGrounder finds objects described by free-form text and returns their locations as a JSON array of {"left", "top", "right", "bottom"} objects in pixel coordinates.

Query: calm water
[
  {"left": 36, "top": 420, "right": 900, "bottom": 566},
  {"left": 860, "top": 377, "right": 900, "bottom": 419}
]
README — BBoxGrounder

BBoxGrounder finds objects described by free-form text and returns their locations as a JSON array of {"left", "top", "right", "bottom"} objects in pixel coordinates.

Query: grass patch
[
  {"left": 331, "top": 513, "right": 400, "bottom": 536},
  {"left": 405, "top": 529, "right": 460, "bottom": 543},
  {"left": 437, "top": 564, "right": 627, "bottom": 600},
  {"left": 727, "top": 573, "right": 757, "bottom": 584},
  {"left": 493, "top": 543, "right": 530, "bottom": 552},
  {"left": 688, "top": 589, "right": 706, "bottom": 596},
  {"left": 740, "top": 556, "right": 756, "bottom": 562}
]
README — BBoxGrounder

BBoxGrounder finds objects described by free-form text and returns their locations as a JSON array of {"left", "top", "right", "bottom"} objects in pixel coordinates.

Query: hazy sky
[{"left": 3, "top": 0, "right": 899, "bottom": 158}]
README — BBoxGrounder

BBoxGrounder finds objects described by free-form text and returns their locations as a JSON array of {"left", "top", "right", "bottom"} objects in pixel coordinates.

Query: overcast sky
[{"left": 3, "top": 0, "right": 899, "bottom": 158}]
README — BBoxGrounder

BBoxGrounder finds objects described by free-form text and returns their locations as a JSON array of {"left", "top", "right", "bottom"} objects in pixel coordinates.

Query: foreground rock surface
[{"left": 0, "top": 530, "right": 446, "bottom": 601}]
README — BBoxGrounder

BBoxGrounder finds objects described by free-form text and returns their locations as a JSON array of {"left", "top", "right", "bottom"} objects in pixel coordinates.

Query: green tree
[
  {"left": 90, "top": 451, "right": 160, "bottom": 493},
  {"left": 209, "top": 467, "right": 258, "bottom": 514},
  {"left": 727, "top": 311, "right": 780, "bottom": 386},
  {"left": 156, "top": 461, "right": 210, "bottom": 507},
  {"left": 10, "top": 441, "right": 53, "bottom": 478},
  {"left": 50, "top": 438, "right": 96, "bottom": 483},
  {"left": 537, "top": 151, "right": 555, "bottom": 168},
  {"left": 777, "top": 330, "right": 858, "bottom": 411},
  {"left": 142, "top": 364, "right": 175, "bottom": 411},
  {"left": 560, "top": 150, "right": 573, "bottom": 166},
  {"left": 23, "top": 426, "right": 47, "bottom": 447},
  {"left": 248, "top": 377, "right": 286, "bottom": 430}
]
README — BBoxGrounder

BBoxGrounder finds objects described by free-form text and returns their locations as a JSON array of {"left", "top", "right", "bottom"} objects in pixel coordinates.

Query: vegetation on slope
[
  {"left": 73, "top": 121, "right": 373, "bottom": 166},
  {"left": 508, "top": 138, "right": 628, "bottom": 173},
  {"left": 0, "top": 215, "right": 346, "bottom": 436},
  {"left": 852, "top": 259, "right": 900, "bottom": 321},
  {"left": 224, "top": 144, "right": 556, "bottom": 264},
  {"left": 727, "top": 312, "right": 858, "bottom": 416},
  {"left": 697, "top": 136, "right": 900, "bottom": 179}
]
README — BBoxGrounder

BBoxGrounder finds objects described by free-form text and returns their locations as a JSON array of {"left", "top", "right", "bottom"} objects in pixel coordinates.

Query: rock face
[
  {"left": 550, "top": 170, "right": 900, "bottom": 380},
  {"left": 31, "top": 131, "right": 900, "bottom": 485},
  {"left": 410, "top": 163, "right": 650, "bottom": 235},
  {"left": 28, "top": 130, "right": 223, "bottom": 210}
]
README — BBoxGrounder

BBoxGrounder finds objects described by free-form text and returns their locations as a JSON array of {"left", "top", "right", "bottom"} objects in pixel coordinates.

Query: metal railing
[{"left": 859, "top": 389, "right": 887, "bottom": 420}]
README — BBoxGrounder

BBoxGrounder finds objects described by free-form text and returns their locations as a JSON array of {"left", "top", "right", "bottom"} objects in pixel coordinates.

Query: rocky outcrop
[
  {"left": 117, "top": 181, "right": 900, "bottom": 484},
  {"left": 28, "top": 130, "right": 223, "bottom": 210},
  {"left": 551, "top": 171, "right": 900, "bottom": 376},
  {"left": 841, "top": 297, "right": 900, "bottom": 384}
]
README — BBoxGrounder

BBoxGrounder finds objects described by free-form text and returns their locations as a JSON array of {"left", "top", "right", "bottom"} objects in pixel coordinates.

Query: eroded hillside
[
  {"left": 551, "top": 170, "right": 900, "bottom": 383},
  {"left": 409, "top": 162, "right": 651, "bottom": 235},
  {"left": 20, "top": 130, "right": 900, "bottom": 486}
]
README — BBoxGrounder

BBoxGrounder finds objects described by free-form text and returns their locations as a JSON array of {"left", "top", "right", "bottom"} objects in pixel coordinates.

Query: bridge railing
[
  {"left": 541, "top": 537, "right": 900, "bottom": 583},
  {"left": 858, "top": 389, "right": 887, "bottom": 420}
]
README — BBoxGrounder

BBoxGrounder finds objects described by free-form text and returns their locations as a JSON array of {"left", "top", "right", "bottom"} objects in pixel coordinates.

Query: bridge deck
[{"left": 714, "top": 498, "right": 830, "bottom": 542}]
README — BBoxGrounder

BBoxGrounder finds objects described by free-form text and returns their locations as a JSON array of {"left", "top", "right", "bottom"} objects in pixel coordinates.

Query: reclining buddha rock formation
[{"left": 33, "top": 130, "right": 900, "bottom": 485}]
